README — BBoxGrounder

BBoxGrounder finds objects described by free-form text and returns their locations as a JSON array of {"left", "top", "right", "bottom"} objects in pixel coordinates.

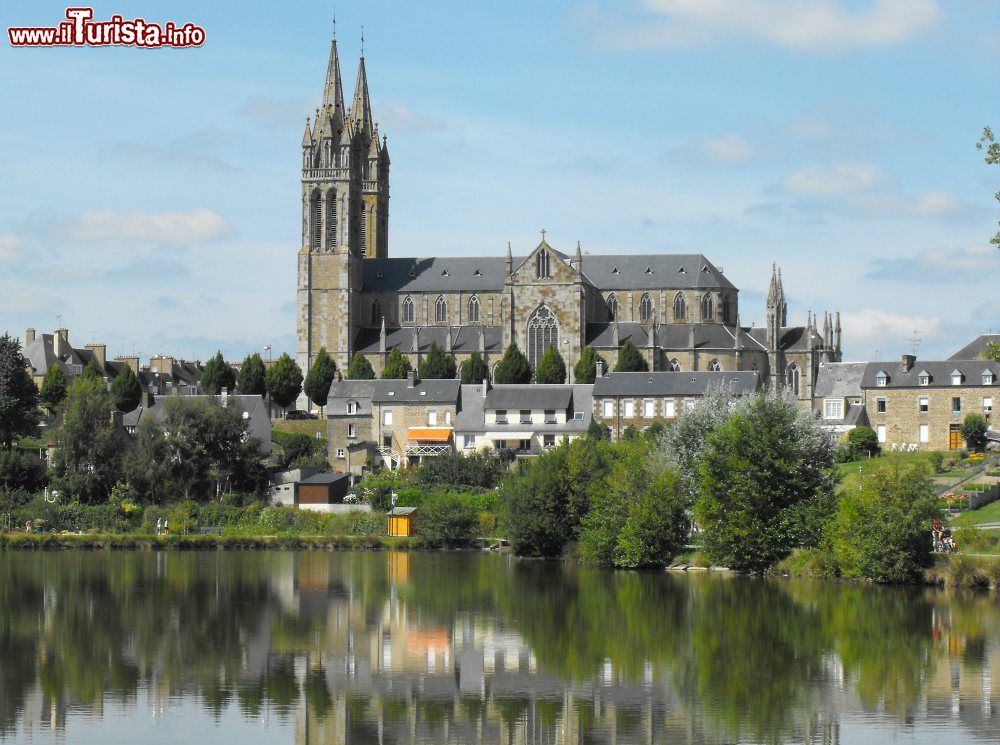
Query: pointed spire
[
  {"left": 834, "top": 311, "right": 842, "bottom": 352},
  {"left": 301, "top": 116, "right": 313, "bottom": 147},
  {"left": 321, "top": 37, "right": 347, "bottom": 117},
  {"left": 379, "top": 316, "right": 387, "bottom": 354},
  {"left": 380, "top": 133, "right": 390, "bottom": 164},
  {"left": 574, "top": 240, "right": 582, "bottom": 272},
  {"left": 734, "top": 315, "right": 741, "bottom": 350},
  {"left": 612, "top": 319, "right": 620, "bottom": 347},
  {"left": 505, "top": 241, "right": 512, "bottom": 277},
  {"left": 822, "top": 312, "right": 831, "bottom": 348},
  {"left": 766, "top": 263, "right": 780, "bottom": 307},
  {"left": 351, "top": 53, "right": 374, "bottom": 139}
]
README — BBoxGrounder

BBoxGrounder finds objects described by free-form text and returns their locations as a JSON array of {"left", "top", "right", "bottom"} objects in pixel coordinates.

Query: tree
[
  {"left": 983, "top": 341, "right": 1000, "bottom": 363},
  {"left": 40, "top": 365, "right": 68, "bottom": 410},
  {"left": 238, "top": 353, "right": 267, "bottom": 396},
  {"left": 961, "top": 413, "right": 988, "bottom": 453},
  {"left": 381, "top": 348, "right": 413, "bottom": 379},
  {"left": 573, "top": 346, "right": 607, "bottom": 384},
  {"left": 493, "top": 343, "right": 531, "bottom": 384},
  {"left": 347, "top": 352, "right": 376, "bottom": 380},
  {"left": 415, "top": 451, "right": 505, "bottom": 489},
  {"left": 0, "top": 333, "right": 39, "bottom": 451},
  {"left": 976, "top": 126, "right": 999, "bottom": 246},
  {"left": 419, "top": 342, "right": 457, "bottom": 379},
  {"left": 614, "top": 340, "right": 648, "bottom": 372},
  {"left": 304, "top": 347, "right": 337, "bottom": 413},
  {"left": 110, "top": 365, "right": 143, "bottom": 413},
  {"left": 0, "top": 449, "right": 47, "bottom": 494},
  {"left": 418, "top": 492, "right": 479, "bottom": 548},
  {"left": 843, "top": 426, "right": 881, "bottom": 461},
  {"left": 695, "top": 390, "right": 837, "bottom": 574},
  {"left": 460, "top": 351, "right": 489, "bottom": 384},
  {"left": 586, "top": 419, "right": 610, "bottom": 440},
  {"left": 265, "top": 353, "right": 303, "bottom": 414},
  {"left": 825, "top": 458, "right": 938, "bottom": 583},
  {"left": 201, "top": 351, "right": 237, "bottom": 395},
  {"left": 534, "top": 345, "right": 566, "bottom": 384},
  {"left": 78, "top": 361, "right": 104, "bottom": 382}
]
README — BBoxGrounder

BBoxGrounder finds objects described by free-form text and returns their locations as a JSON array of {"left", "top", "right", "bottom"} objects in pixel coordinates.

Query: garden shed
[{"left": 387, "top": 506, "right": 417, "bottom": 537}]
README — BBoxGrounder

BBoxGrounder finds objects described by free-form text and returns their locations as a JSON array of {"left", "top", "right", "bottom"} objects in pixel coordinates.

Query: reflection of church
[{"left": 296, "top": 34, "right": 843, "bottom": 405}]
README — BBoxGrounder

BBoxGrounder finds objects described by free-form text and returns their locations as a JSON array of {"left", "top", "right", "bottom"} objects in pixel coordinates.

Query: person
[
  {"left": 156, "top": 517, "right": 162, "bottom": 536},
  {"left": 163, "top": 518, "right": 169, "bottom": 535}
]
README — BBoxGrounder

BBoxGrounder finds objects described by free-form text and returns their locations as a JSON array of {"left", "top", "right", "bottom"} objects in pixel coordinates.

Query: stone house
[{"left": 813, "top": 362, "right": 870, "bottom": 436}]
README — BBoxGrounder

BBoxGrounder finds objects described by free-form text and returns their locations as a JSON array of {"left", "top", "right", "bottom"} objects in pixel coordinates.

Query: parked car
[{"left": 285, "top": 410, "right": 317, "bottom": 420}]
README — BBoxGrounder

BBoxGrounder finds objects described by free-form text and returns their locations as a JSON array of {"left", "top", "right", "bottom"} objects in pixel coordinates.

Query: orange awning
[{"left": 407, "top": 427, "right": 453, "bottom": 443}]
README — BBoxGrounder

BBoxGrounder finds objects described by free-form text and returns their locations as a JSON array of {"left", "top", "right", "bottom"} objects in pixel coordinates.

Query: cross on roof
[{"left": 540, "top": 228, "right": 546, "bottom": 241}]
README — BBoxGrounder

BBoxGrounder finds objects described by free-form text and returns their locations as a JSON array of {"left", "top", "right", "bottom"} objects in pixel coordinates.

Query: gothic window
[
  {"left": 468, "top": 295, "right": 480, "bottom": 323},
  {"left": 701, "top": 293, "right": 714, "bottom": 321},
  {"left": 607, "top": 294, "right": 618, "bottom": 321},
  {"left": 527, "top": 305, "right": 559, "bottom": 371},
  {"left": 326, "top": 189, "right": 337, "bottom": 248},
  {"left": 786, "top": 363, "right": 801, "bottom": 397},
  {"left": 435, "top": 295, "right": 447, "bottom": 323},
  {"left": 708, "top": 359, "right": 722, "bottom": 372},
  {"left": 309, "top": 190, "right": 321, "bottom": 250},
  {"left": 535, "top": 250, "right": 551, "bottom": 279},
  {"left": 360, "top": 203, "right": 367, "bottom": 253},
  {"left": 402, "top": 296, "right": 414, "bottom": 324},
  {"left": 673, "top": 293, "right": 686, "bottom": 322},
  {"left": 723, "top": 295, "right": 731, "bottom": 324},
  {"left": 639, "top": 294, "right": 653, "bottom": 322},
  {"left": 669, "top": 359, "right": 681, "bottom": 372},
  {"left": 372, "top": 299, "right": 382, "bottom": 326}
]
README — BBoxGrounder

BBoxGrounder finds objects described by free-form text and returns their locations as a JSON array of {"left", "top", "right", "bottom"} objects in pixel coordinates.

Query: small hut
[{"left": 387, "top": 506, "right": 417, "bottom": 537}]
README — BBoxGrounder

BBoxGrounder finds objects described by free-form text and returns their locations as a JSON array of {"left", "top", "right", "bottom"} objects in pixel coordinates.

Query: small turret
[
  {"left": 834, "top": 311, "right": 842, "bottom": 353},
  {"left": 505, "top": 241, "right": 513, "bottom": 278}
]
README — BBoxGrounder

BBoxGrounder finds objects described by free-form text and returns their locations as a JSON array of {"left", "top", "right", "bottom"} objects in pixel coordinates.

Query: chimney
[
  {"left": 116, "top": 355, "right": 139, "bottom": 374},
  {"left": 596, "top": 360, "right": 605, "bottom": 379},
  {"left": 900, "top": 354, "right": 916, "bottom": 373},
  {"left": 150, "top": 355, "right": 175, "bottom": 375},
  {"left": 86, "top": 343, "right": 107, "bottom": 368},
  {"left": 407, "top": 370, "right": 417, "bottom": 388},
  {"left": 54, "top": 328, "right": 69, "bottom": 358},
  {"left": 109, "top": 410, "right": 123, "bottom": 429},
  {"left": 25, "top": 328, "right": 35, "bottom": 345}
]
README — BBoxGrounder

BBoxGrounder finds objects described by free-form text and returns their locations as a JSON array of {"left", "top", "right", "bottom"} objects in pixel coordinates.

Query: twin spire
[{"left": 306, "top": 29, "right": 377, "bottom": 148}]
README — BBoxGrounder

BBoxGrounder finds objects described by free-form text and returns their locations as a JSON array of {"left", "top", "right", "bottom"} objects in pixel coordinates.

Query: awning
[
  {"left": 407, "top": 427, "right": 453, "bottom": 443},
  {"left": 483, "top": 431, "right": 534, "bottom": 441}
]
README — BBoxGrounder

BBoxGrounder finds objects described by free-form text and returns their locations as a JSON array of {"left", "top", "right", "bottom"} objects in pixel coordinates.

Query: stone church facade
[{"left": 296, "top": 37, "right": 842, "bottom": 409}]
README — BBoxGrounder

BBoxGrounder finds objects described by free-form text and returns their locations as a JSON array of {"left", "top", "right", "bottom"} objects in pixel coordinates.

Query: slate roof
[
  {"left": 580, "top": 254, "right": 735, "bottom": 291},
  {"left": 813, "top": 362, "right": 868, "bottom": 399},
  {"left": 326, "top": 379, "right": 377, "bottom": 414},
  {"left": 948, "top": 334, "right": 1000, "bottom": 361},
  {"left": 354, "top": 325, "right": 503, "bottom": 354},
  {"left": 860, "top": 360, "right": 1000, "bottom": 389},
  {"left": 592, "top": 371, "right": 759, "bottom": 397},
  {"left": 746, "top": 326, "right": 824, "bottom": 352},
  {"left": 370, "top": 378, "right": 462, "bottom": 404},
  {"left": 300, "top": 472, "right": 350, "bottom": 485},
  {"left": 585, "top": 322, "right": 754, "bottom": 351},
  {"left": 484, "top": 385, "right": 575, "bottom": 411},
  {"left": 454, "top": 383, "right": 593, "bottom": 433}
]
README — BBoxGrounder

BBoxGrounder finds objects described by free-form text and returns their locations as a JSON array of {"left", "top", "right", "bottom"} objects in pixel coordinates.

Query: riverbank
[{"left": 0, "top": 532, "right": 431, "bottom": 551}]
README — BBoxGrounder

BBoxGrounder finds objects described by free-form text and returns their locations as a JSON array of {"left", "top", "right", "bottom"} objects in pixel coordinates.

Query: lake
[{"left": 0, "top": 551, "right": 996, "bottom": 744}]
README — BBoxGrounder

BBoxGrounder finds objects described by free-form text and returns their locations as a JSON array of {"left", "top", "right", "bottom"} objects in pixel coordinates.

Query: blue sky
[{"left": 1, "top": 0, "right": 998, "bottom": 363}]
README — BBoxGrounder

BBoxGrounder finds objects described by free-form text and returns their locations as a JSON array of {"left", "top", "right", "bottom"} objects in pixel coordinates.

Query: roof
[
  {"left": 814, "top": 362, "right": 868, "bottom": 398},
  {"left": 299, "top": 472, "right": 350, "bottom": 485},
  {"left": 948, "top": 334, "right": 1000, "bottom": 361},
  {"left": 122, "top": 394, "right": 271, "bottom": 455},
  {"left": 354, "top": 325, "right": 503, "bottom": 354},
  {"left": 585, "top": 322, "right": 754, "bottom": 351},
  {"left": 580, "top": 254, "right": 735, "bottom": 291},
  {"left": 389, "top": 506, "right": 417, "bottom": 516},
  {"left": 326, "top": 379, "right": 377, "bottom": 413},
  {"left": 746, "top": 326, "right": 825, "bottom": 352},
  {"left": 454, "top": 383, "right": 593, "bottom": 433},
  {"left": 860, "top": 360, "right": 1000, "bottom": 389},
  {"left": 592, "top": 371, "right": 759, "bottom": 397},
  {"left": 371, "top": 378, "right": 462, "bottom": 404},
  {"left": 363, "top": 257, "right": 511, "bottom": 293},
  {"left": 484, "top": 385, "right": 574, "bottom": 410}
]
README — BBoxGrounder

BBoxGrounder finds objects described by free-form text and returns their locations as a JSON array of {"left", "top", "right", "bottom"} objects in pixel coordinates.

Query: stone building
[{"left": 296, "top": 37, "right": 842, "bottom": 411}]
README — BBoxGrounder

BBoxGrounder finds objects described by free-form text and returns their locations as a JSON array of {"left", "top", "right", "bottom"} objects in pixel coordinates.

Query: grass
[
  {"left": 272, "top": 419, "right": 326, "bottom": 439},
  {"left": 953, "top": 498, "right": 1000, "bottom": 528},
  {"left": 925, "top": 554, "right": 1000, "bottom": 589},
  {"left": 835, "top": 451, "right": 941, "bottom": 495},
  {"left": 0, "top": 532, "right": 429, "bottom": 551}
]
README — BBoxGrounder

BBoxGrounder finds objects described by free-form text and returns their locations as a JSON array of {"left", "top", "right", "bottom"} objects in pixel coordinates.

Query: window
[
  {"left": 876, "top": 424, "right": 886, "bottom": 444},
  {"left": 382, "top": 435, "right": 392, "bottom": 447},
  {"left": 372, "top": 299, "right": 382, "bottom": 326},
  {"left": 918, "top": 370, "right": 930, "bottom": 386},
  {"left": 876, "top": 397, "right": 887, "bottom": 413},
  {"left": 428, "top": 411, "right": 438, "bottom": 425},
  {"left": 527, "top": 305, "right": 559, "bottom": 370},
  {"left": 786, "top": 363, "right": 800, "bottom": 397},
  {"left": 643, "top": 399, "right": 655, "bottom": 418},
  {"left": 326, "top": 188, "right": 337, "bottom": 247},
  {"left": 875, "top": 371, "right": 888, "bottom": 387},
  {"left": 639, "top": 294, "right": 653, "bottom": 322},
  {"left": 723, "top": 295, "right": 731, "bottom": 324},
  {"left": 701, "top": 293, "right": 714, "bottom": 321},
  {"left": 623, "top": 400, "right": 635, "bottom": 418},
  {"left": 463, "top": 435, "right": 474, "bottom": 450},
  {"left": 543, "top": 434, "right": 556, "bottom": 448},
  {"left": 309, "top": 190, "right": 322, "bottom": 249},
  {"left": 360, "top": 203, "right": 367, "bottom": 252},
  {"left": 951, "top": 370, "right": 963, "bottom": 386},
  {"left": 673, "top": 293, "right": 686, "bottom": 321},
  {"left": 518, "top": 438, "right": 532, "bottom": 452},
  {"left": 919, "top": 396, "right": 929, "bottom": 413},
  {"left": 602, "top": 400, "right": 614, "bottom": 417},
  {"left": 952, "top": 397, "right": 962, "bottom": 415},
  {"left": 402, "top": 296, "right": 414, "bottom": 324},
  {"left": 669, "top": 359, "right": 681, "bottom": 372},
  {"left": 544, "top": 409, "right": 556, "bottom": 423},
  {"left": 445, "top": 411, "right": 452, "bottom": 425},
  {"left": 823, "top": 399, "right": 843, "bottom": 420},
  {"left": 919, "top": 424, "right": 929, "bottom": 444},
  {"left": 573, "top": 411, "right": 584, "bottom": 421},
  {"left": 435, "top": 296, "right": 447, "bottom": 323},
  {"left": 535, "top": 250, "right": 551, "bottom": 278},
  {"left": 708, "top": 359, "right": 722, "bottom": 372},
  {"left": 336, "top": 448, "right": 345, "bottom": 459},
  {"left": 985, "top": 397, "right": 993, "bottom": 423},
  {"left": 496, "top": 409, "right": 508, "bottom": 424},
  {"left": 520, "top": 409, "right": 531, "bottom": 424},
  {"left": 346, "top": 400, "right": 358, "bottom": 414},
  {"left": 467, "top": 295, "right": 480, "bottom": 323},
  {"left": 607, "top": 294, "right": 618, "bottom": 321},
  {"left": 347, "top": 424, "right": 357, "bottom": 438},
  {"left": 984, "top": 371, "right": 996, "bottom": 385},
  {"left": 664, "top": 400, "right": 676, "bottom": 417},
  {"left": 383, "top": 410, "right": 393, "bottom": 426}
]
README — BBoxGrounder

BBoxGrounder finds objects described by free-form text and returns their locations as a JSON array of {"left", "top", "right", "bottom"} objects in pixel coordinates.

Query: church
[{"left": 295, "top": 36, "right": 843, "bottom": 408}]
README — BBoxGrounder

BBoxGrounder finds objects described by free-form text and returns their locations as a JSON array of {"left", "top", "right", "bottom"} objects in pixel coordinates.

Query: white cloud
[
  {"left": 850, "top": 190, "right": 970, "bottom": 218},
  {"left": 868, "top": 244, "right": 999, "bottom": 281},
  {"left": 379, "top": 103, "right": 446, "bottom": 135},
  {"left": 783, "top": 163, "right": 883, "bottom": 195},
  {"left": 0, "top": 234, "right": 23, "bottom": 261},
  {"left": 66, "top": 209, "right": 232, "bottom": 244},
  {"left": 238, "top": 96, "right": 313, "bottom": 131},
  {"left": 591, "top": 0, "right": 942, "bottom": 52},
  {"left": 701, "top": 134, "right": 756, "bottom": 163},
  {"left": 841, "top": 308, "right": 943, "bottom": 356}
]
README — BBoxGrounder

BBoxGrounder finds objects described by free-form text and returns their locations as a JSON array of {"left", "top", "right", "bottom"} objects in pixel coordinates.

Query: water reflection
[{"left": 0, "top": 551, "right": 996, "bottom": 744}]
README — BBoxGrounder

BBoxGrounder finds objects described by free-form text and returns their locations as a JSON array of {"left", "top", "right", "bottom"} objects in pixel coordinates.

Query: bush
[
  {"left": 0, "top": 449, "right": 48, "bottom": 494},
  {"left": 961, "top": 413, "right": 988, "bottom": 453},
  {"left": 954, "top": 526, "right": 996, "bottom": 553},
  {"left": 418, "top": 492, "right": 478, "bottom": 547},
  {"left": 414, "top": 452, "right": 505, "bottom": 489},
  {"left": 478, "top": 512, "right": 498, "bottom": 537}
]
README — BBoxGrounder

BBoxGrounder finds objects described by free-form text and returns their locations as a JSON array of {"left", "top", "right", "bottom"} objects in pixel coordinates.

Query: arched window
[
  {"left": 527, "top": 305, "right": 559, "bottom": 370},
  {"left": 708, "top": 358, "right": 722, "bottom": 372},
  {"left": 325, "top": 189, "right": 337, "bottom": 248},
  {"left": 669, "top": 359, "right": 681, "bottom": 372},
  {"left": 607, "top": 294, "right": 618, "bottom": 321},
  {"left": 723, "top": 296, "right": 731, "bottom": 324},
  {"left": 467, "top": 295, "right": 480, "bottom": 323},
  {"left": 639, "top": 293, "right": 653, "bottom": 322},
  {"left": 435, "top": 295, "right": 447, "bottom": 323},
  {"left": 372, "top": 299, "right": 382, "bottom": 326},
  {"left": 701, "top": 293, "right": 714, "bottom": 321},
  {"left": 786, "top": 363, "right": 800, "bottom": 396},
  {"left": 309, "top": 190, "right": 321, "bottom": 250},
  {"left": 402, "top": 296, "right": 414, "bottom": 324},
  {"left": 535, "top": 250, "right": 551, "bottom": 279},
  {"left": 360, "top": 203, "right": 367, "bottom": 253},
  {"left": 673, "top": 293, "right": 686, "bottom": 322}
]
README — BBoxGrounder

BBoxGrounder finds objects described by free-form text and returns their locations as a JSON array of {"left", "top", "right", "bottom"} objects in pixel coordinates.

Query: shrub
[
  {"left": 478, "top": 512, "right": 498, "bottom": 537},
  {"left": 961, "top": 413, "right": 988, "bottom": 453},
  {"left": 418, "top": 492, "right": 478, "bottom": 547},
  {"left": 0, "top": 449, "right": 48, "bottom": 494},
  {"left": 954, "top": 526, "right": 996, "bottom": 553},
  {"left": 414, "top": 451, "right": 505, "bottom": 489}
]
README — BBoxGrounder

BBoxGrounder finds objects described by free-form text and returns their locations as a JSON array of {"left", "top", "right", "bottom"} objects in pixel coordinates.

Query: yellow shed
[{"left": 387, "top": 506, "right": 417, "bottom": 537}]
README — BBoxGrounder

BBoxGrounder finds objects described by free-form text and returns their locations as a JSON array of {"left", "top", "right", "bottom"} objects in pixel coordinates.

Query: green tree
[
  {"left": 961, "top": 412, "right": 988, "bottom": 452},
  {"left": 534, "top": 345, "right": 566, "bottom": 384},
  {"left": 419, "top": 342, "right": 457, "bottom": 379},
  {"left": 982, "top": 341, "right": 1000, "bottom": 363},
  {"left": 304, "top": 347, "right": 337, "bottom": 414},
  {"left": 586, "top": 419, "right": 610, "bottom": 440},
  {"left": 110, "top": 364, "right": 143, "bottom": 413},
  {"left": 40, "top": 364, "right": 68, "bottom": 410},
  {"left": 843, "top": 425, "right": 880, "bottom": 461},
  {"left": 52, "top": 377, "right": 128, "bottom": 503},
  {"left": 0, "top": 449, "right": 47, "bottom": 494},
  {"left": 695, "top": 390, "right": 837, "bottom": 573},
  {"left": 573, "top": 346, "right": 607, "bottom": 384},
  {"left": 0, "top": 333, "right": 40, "bottom": 451},
  {"left": 201, "top": 351, "right": 237, "bottom": 395},
  {"left": 78, "top": 360, "right": 104, "bottom": 382},
  {"left": 238, "top": 353, "right": 267, "bottom": 396},
  {"left": 415, "top": 451, "right": 505, "bottom": 489},
  {"left": 265, "top": 353, "right": 303, "bottom": 414},
  {"left": 347, "top": 352, "right": 376, "bottom": 380},
  {"left": 418, "top": 492, "right": 479, "bottom": 547},
  {"left": 825, "top": 458, "right": 938, "bottom": 583},
  {"left": 614, "top": 340, "right": 648, "bottom": 372},
  {"left": 381, "top": 348, "right": 413, "bottom": 379},
  {"left": 976, "top": 126, "right": 999, "bottom": 246},
  {"left": 459, "top": 351, "right": 489, "bottom": 383},
  {"left": 493, "top": 343, "right": 532, "bottom": 384}
]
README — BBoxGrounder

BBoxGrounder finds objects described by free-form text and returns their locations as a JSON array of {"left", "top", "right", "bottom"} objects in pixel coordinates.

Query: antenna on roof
[
  {"left": 56, "top": 314, "right": 63, "bottom": 329},
  {"left": 904, "top": 330, "right": 922, "bottom": 356}
]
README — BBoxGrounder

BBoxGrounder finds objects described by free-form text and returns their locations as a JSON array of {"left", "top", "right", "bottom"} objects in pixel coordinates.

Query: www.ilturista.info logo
[{"left": 8, "top": 7, "right": 205, "bottom": 48}]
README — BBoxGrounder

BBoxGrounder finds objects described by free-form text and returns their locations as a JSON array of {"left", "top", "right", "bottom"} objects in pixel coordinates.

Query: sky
[{"left": 1, "top": 0, "right": 998, "bottom": 364}]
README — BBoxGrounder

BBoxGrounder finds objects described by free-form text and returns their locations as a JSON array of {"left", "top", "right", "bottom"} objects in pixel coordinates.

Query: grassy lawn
[
  {"left": 835, "top": 451, "right": 941, "bottom": 495},
  {"left": 954, "top": 499, "right": 1000, "bottom": 528},
  {"left": 272, "top": 418, "right": 326, "bottom": 440}
]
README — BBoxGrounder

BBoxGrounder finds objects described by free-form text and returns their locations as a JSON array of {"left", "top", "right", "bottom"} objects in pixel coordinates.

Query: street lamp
[{"left": 263, "top": 345, "right": 272, "bottom": 419}]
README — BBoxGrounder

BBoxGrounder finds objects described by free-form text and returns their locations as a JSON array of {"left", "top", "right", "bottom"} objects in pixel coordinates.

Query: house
[
  {"left": 325, "top": 378, "right": 377, "bottom": 477},
  {"left": 948, "top": 334, "right": 1000, "bottom": 361},
  {"left": 813, "top": 362, "right": 870, "bottom": 435}
]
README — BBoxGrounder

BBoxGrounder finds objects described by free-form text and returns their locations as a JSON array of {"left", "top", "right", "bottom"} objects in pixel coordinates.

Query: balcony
[{"left": 376, "top": 446, "right": 394, "bottom": 456}]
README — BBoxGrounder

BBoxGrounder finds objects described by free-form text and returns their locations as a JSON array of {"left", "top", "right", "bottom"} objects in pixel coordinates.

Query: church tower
[{"left": 765, "top": 263, "right": 787, "bottom": 390}]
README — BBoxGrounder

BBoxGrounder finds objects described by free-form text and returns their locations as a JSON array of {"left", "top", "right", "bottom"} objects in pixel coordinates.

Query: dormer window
[
  {"left": 611, "top": 266, "right": 619, "bottom": 275},
  {"left": 875, "top": 371, "right": 889, "bottom": 387},
  {"left": 408, "top": 266, "right": 416, "bottom": 278},
  {"left": 644, "top": 266, "right": 653, "bottom": 274},
  {"left": 441, "top": 269, "right": 449, "bottom": 277},
  {"left": 376, "top": 270, "right": 384, "bottom": 279},
  {"left": 474, "top": 268, "right": 482, "bottom": 276},
  {"left": 678, "top": 266, "right": 686, "bottom": 274},
  {"left": 951, "top": 370, "right": 963, "bottom": 386},
  {"left": 346, "top": 400, "right": 358, "bottom": 415},
  {"left": 918, "top": 370, "right": 930, "bottom": 386},
  {"left": 984, "top": 371, "right": 996, "bottom": 385}
]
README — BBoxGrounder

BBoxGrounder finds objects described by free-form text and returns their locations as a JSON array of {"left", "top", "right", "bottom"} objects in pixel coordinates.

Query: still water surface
[{"left": 0, "top": 551, "right": 997, "bottom": 744}]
